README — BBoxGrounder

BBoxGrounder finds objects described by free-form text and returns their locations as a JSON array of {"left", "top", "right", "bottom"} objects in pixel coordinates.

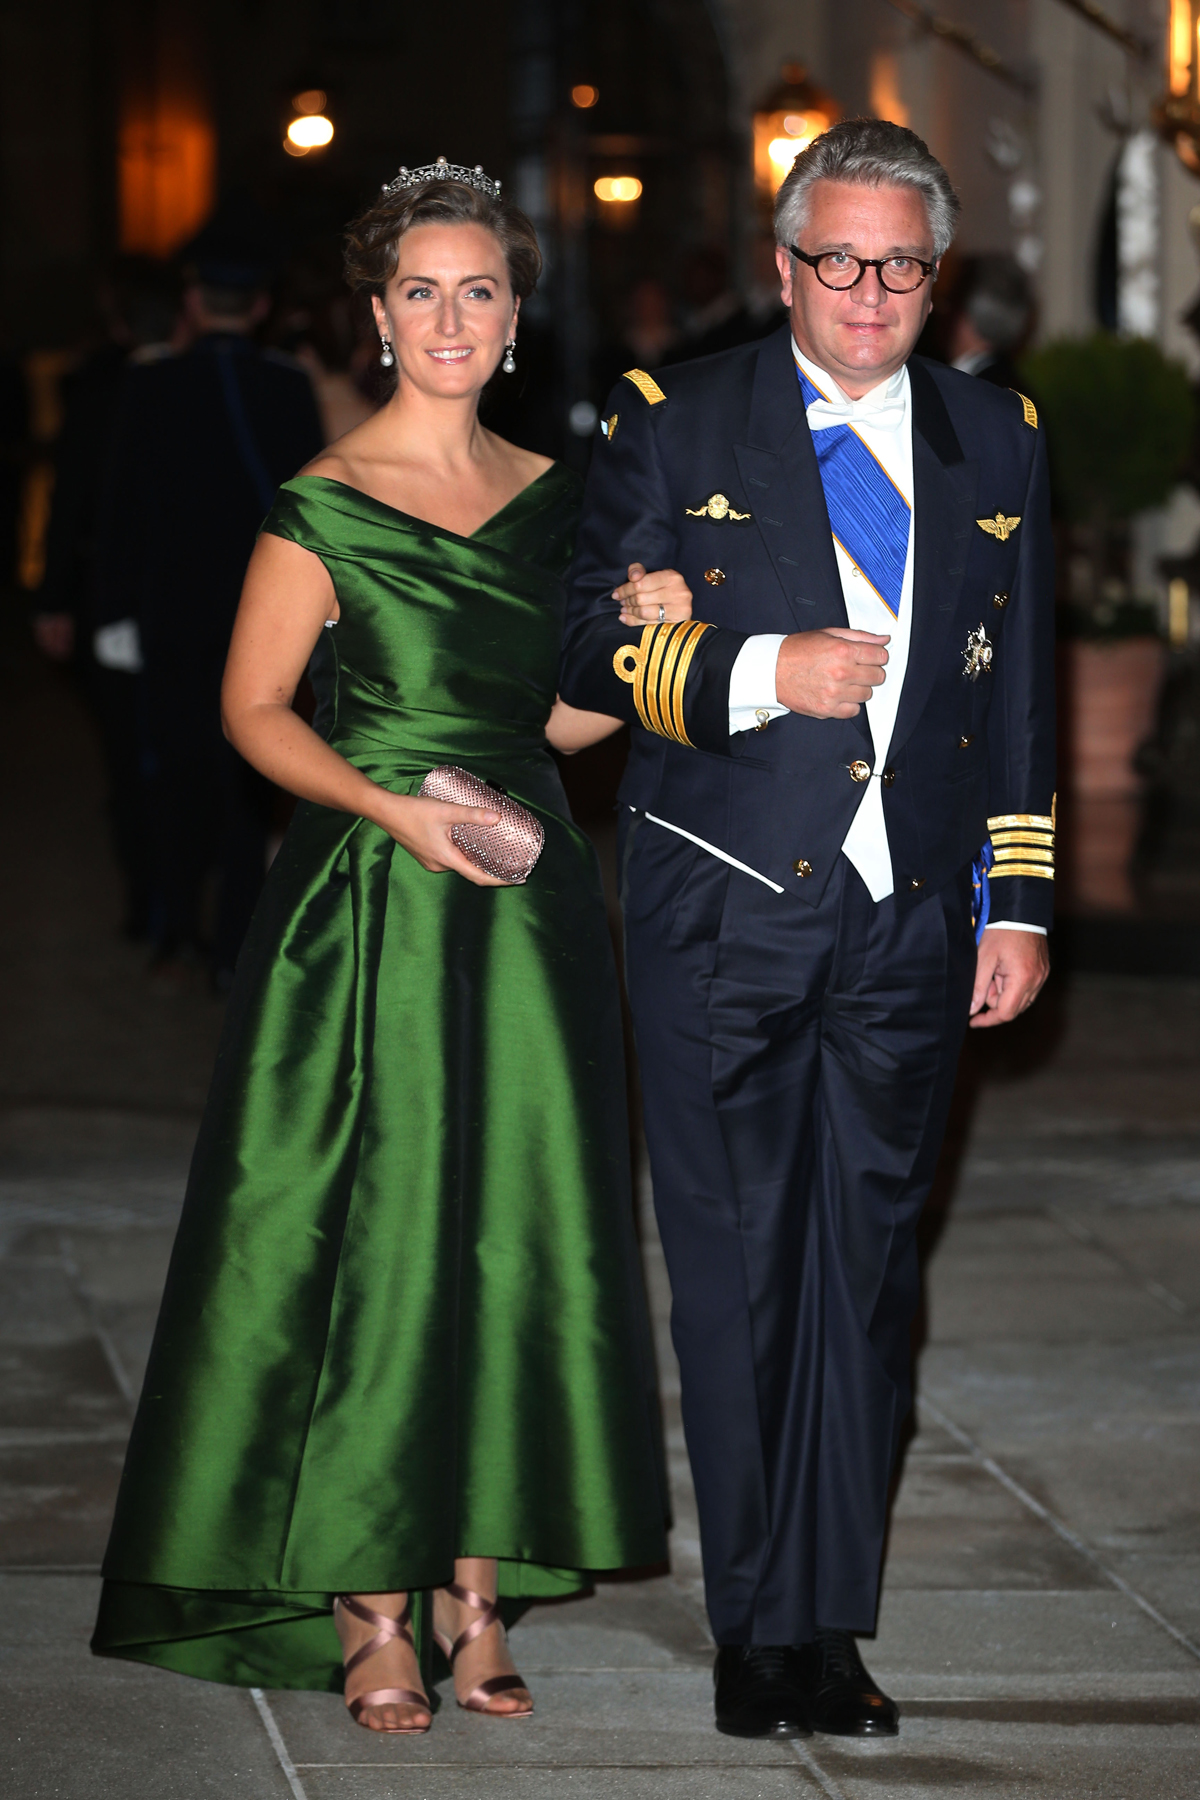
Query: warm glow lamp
[
  {"left": 753, "top": 63, "right": 839, "bottom": 198},
  {"left": 594, "top": 176, "right": 642, "bottom": 203},
  {"left": 1157, "top": 0, "right": 1200, "bottom": 173},
  {"left": 285, "top": 91, "right": 334, "bottom": 157}
]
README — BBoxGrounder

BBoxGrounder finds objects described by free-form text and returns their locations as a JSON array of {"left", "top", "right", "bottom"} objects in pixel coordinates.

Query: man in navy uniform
[{"left": 559, "top": 120, "right": 1053, "bottom": 1740}]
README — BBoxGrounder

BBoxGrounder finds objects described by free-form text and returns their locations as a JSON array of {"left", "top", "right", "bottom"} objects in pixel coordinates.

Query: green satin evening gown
[{"left": 92, "top": 466, "right": 668, "bottom": 1691}]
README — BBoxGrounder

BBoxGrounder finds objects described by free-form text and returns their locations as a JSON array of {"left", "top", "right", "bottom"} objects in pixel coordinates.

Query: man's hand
[
  {"left": 969, "top": 927, "right": 1050, "bottom": 1029},
  {"left": 775, "top": 627, "right": 889, "bottom": 719}
]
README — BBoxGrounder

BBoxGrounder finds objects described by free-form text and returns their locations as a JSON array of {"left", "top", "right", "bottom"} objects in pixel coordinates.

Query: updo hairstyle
[{"left": 343, "top": 178, "right": 542, "bottom": 300}]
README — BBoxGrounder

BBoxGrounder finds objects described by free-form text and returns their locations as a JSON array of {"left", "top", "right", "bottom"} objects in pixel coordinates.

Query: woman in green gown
[{"left": 92, "top": 164, "right": 690, "bottom": 1732}]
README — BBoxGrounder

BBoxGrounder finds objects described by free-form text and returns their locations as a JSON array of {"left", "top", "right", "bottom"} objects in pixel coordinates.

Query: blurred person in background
[
  {"left": 92, "top": 223, "right": 323, "bottom": 990},
  {"left": 32, "top": 256, "right": 182, "bottom": 939},
  {"left": 945, "top": 253, "right": 1033, "bottom": 390},
  {"left": 663, "top": 245, "right": 779, "bottom": 366},
  {"left": 594, "top": 276, "right": 680, "bottom": 398},
  {"left": 0, "top": 332, "right": 27, "bottom": 591},
  {"left": 271, "top": 249, "right": 382, "bottom": 443}
]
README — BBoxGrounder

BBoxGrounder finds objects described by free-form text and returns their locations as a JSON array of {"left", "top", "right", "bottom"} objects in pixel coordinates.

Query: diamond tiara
[{"left": 382, "top": 156, "right": 501, "bottom": 198}]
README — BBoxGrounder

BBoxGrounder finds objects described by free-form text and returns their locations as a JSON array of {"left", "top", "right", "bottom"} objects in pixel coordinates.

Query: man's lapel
[
  {"left": 890, "top": 357, "right": 979, "bottom": 754},
  {"left": 733, "top": 328, "right": 847, "bottom": 635}
]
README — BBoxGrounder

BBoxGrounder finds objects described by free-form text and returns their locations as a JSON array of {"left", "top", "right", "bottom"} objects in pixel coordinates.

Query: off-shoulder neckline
[{"left": 282, "top": 463, "right": 571, "bottom": 543}]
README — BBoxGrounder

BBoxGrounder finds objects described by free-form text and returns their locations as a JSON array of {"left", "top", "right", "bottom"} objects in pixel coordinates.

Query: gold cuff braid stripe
[
  {"left": 670, "top": 622, "right": 707, "bottom": 743},
  {"left": 612, "top": 621, "right": 713, "bottom": 746},
  {"left": 988, "top": 811, "right": 1054, "bottom": 832},
  {"left": 990, "top": 862, "right": 1054, "bottom": 880},
  {"left": 993, "top": 844, "right": 1054, "bottom": 865},
  {"left": 990, "top": 828, "right": 1054, "bottom": 849}
]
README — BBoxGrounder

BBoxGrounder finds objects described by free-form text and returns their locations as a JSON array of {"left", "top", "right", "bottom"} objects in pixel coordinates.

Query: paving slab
[{"left": 0, "top": 1574, "right": 292, "bottom": 1800}]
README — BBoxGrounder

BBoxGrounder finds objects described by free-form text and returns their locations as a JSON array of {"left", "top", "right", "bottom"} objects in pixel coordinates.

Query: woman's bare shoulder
[{"left": 299, "top": 412, "right": 384, "bottom": 483}]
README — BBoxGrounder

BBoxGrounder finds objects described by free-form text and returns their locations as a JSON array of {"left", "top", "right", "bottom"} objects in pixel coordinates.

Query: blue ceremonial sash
[
  {"left": 796, "top": 364, "right": 911, "bottom": 618},
  {"left": 971, "top": 840, "right": 994, "bottom": 944}
]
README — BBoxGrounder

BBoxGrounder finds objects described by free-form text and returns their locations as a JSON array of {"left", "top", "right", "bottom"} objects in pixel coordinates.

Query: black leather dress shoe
[
  {"left": 713, "top": 1644, "right": 811, "bottom": 1738},
  {"left": 796, "top": 1629, "right": 899, "bottom": 1736}
]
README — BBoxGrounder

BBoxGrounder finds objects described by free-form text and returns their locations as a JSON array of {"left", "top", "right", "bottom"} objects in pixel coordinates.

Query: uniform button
[
  {"left": 959, "top": 733, "right": 974, "bottom": 748},
  {"left": 992, "top": 591, "right": 1009, "bottom": 609},
  {"left": 909, "top": 877, "right": 926, "bottom": 890},
  {"left": 793, "top": 858, "right": 813, "bottom": 878},
  {"left": 704, "top": 567, "right": 725, "bottom": 586},
  {"left": 881, "top": 767, "right": 896, "bottom": 787},
  {"left": 848, "top": 759, "right": 872, "bottom": 783}
]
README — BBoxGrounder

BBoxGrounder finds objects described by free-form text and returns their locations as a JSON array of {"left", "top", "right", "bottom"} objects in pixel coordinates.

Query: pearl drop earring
[
  {"left": 502, "top": 339, "right": 516, "bottom": 375},
  {"left": 379, "top": 337, "right": 395, "bottom": 368}
]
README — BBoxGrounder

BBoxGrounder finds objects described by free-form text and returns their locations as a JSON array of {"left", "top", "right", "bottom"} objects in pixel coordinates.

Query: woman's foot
[
  {"left": 334, "top": 1592, "right": 432, "bottom": 1733},
  {"left": 432, "top": 1558, "right": 533, "bottom": 1717}
]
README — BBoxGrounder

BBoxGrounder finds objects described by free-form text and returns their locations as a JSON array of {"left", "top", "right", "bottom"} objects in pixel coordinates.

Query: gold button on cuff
[
  {"left": 793, "top": 858, "right": 813, "bottom": 878},
  {"left": 959, "top": 734, "right": 974, "bottom": 748},
  {"left": 992, "top": 591, "right": 1009, "bottom": 609},
  {"left": 704, "top": 567, "right": 725, "bottom": 586},
  {"left": 909, "top": 877, "right": 926, "bottom": 890},
  {"left": 881, "top": 768, "right": 896, "bottom": 787},
  {"left": 848, "top": 759, "right": 872, "bottom": 783}
]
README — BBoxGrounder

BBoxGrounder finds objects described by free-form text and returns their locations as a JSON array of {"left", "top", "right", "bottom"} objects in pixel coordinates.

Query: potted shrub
[{"left": 1019, "top": 333, "right": 1193, "bottom": 907}]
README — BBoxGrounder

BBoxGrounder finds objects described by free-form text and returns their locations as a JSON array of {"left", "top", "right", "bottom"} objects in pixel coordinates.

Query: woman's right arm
[{"left": 221, "top": 533, "right": 508, "bottom": 884}]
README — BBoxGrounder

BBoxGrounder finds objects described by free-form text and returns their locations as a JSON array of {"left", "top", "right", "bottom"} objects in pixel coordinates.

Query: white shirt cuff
[
  {"left": 987, "top": 920, "right": 1047, "bottom": 935},
  {"left": 729, "top": 633, "right": 788, "bottom": 734}
]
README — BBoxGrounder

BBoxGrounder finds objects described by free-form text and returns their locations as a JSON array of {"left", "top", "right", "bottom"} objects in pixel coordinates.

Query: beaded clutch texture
[{"left": 417, "top": 765, "right": 545, "bottom": 884}]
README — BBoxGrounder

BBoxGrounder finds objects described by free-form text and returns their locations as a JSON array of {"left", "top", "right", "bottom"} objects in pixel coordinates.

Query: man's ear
[{"left": 775, "top": 244, "right": 794, "bottom": 307}]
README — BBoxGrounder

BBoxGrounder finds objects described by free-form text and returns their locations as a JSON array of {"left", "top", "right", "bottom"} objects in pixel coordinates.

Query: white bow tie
[{"left": 804, "top": 387, "right": 908, "bottom": 435}]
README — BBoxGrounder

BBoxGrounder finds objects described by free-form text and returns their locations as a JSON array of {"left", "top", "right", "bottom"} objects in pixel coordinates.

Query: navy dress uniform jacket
[{"left": 559, "top": 324, "right": 1056, "bottom": 924}]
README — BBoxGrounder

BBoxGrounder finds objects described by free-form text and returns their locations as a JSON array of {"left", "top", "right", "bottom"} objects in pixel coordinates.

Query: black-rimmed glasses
[{"left": 788, "top": 244, "right": 936, "bottom": 294}]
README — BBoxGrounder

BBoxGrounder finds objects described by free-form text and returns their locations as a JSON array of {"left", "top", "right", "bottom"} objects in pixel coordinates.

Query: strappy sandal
[
  {"left": 432, "top": 1581, "right": 533, "bottom": 1717},
  {"left": 333, "top": 1593, "right": 431, "bottom": 1733}
]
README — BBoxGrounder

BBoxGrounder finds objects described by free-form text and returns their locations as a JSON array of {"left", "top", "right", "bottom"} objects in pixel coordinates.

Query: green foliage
[{"left": 1019, "top": 333, "right": 1194, "bottom": 523}]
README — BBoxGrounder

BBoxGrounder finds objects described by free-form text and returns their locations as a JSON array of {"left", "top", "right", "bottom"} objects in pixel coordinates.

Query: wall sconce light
[
  {"left": 1156, "top": 0, "right": 1200, "bottom": 172},
  {"left": 571, "top": 85, "right": 600, "bottom": 109},
  {"left": 285, "top": 89, "right": 334, "bottom": 158},
  {"left": 753, "top": 63, "right": 839, "bottom": 197},
  {"left": 594, "top": 175, "right": 642, "bottom": 203}
]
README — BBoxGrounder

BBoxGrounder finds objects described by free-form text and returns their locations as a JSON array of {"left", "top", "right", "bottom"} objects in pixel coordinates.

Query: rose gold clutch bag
[{"left": 417, "top": 765, "right": 545, "bottom": 884}]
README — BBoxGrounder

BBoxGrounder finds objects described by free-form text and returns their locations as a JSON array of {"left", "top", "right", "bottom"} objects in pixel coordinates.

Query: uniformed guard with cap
[{"left": 560, "top": 120, "right": 1054, "bottom": 1741}]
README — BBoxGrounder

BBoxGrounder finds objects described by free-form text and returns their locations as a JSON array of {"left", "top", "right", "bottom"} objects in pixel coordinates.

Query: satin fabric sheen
[{"left": 92, "top": 467, "right": 668, "bottom": 1691}]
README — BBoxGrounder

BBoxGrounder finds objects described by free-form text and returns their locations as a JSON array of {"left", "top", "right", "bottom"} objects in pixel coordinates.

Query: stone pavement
[{"left": 3, "top": 626, "right": 1200, "bottom": 1797}]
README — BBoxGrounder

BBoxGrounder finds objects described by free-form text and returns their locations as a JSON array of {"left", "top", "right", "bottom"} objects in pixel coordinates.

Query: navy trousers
[{"left": 620, "top": 813, "right": 976, "bottom": 1645}]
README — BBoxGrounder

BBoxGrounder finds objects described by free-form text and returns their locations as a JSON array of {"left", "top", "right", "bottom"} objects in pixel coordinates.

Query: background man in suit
[
  {"left": 93, "top": 234, "right": 324, "bottom": 989},
  {"left": 560, "top": 120, "right": 1053, "bottom": 1742}
]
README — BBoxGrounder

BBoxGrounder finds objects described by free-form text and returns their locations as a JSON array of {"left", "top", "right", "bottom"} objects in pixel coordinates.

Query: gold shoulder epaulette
[
  {"left": 622, "top": 368, "right": 667, "bottom": 406},
  {"left": 613, "top": 620, "right": 712, "bottom": 746},
  {"left": 1012, "top": 389, "right": 1037, "bottom": 430},
  {"left": 987, "top": 795, "right": 1055, "bottom": 880}
]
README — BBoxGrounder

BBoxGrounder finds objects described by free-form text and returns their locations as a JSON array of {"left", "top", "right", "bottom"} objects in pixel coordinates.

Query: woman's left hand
[{"left": 614, "top": 563, "right": 692, "bottom": 628}]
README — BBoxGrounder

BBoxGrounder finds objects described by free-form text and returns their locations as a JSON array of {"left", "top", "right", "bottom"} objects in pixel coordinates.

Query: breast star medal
[
  {"left": 685, "top": 492, "right": 752, "bottom": 523},
  {"left": 977, "top": 512, "right": 1021, "bottom": 541},
  {"left": 963, "top": 622, "right": 994, "bottom": 681}
]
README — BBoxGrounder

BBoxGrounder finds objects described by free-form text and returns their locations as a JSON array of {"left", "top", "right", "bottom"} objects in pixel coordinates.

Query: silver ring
[{"left": 657, "top": 604, "right": 665, "bottom": 624}]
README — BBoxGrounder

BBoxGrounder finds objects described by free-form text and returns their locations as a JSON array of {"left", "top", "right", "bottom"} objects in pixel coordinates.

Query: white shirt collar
[{"left": 791, "top": 337, "right": 909, "bottom": 420}]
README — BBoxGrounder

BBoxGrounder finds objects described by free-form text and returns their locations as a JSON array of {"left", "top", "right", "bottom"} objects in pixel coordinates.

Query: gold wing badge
[
  {"left": 977, "top": 512, "right": 1021, "bottom": 542},
  {"left": 685, "top": 492, "right": 752, "bottom": 523},
  {"left": 600, "top": 413, "right": 619, "bottom": 442}
]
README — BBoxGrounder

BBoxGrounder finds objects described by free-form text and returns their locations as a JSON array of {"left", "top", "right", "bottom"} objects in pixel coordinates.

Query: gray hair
[{"left": 774, "top": 118, "right": 961, "bottom": 261}]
